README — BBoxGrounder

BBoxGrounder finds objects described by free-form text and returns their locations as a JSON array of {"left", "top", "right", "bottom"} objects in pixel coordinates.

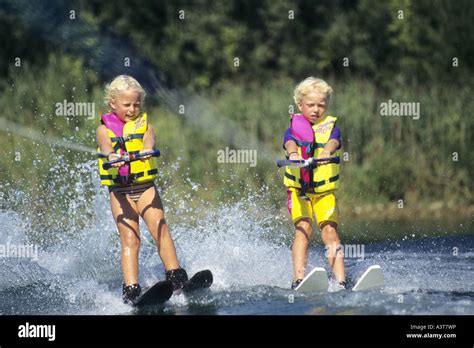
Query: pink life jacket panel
[
  {"left": 101, "top": 113, "right": 130, "bottom": 177},
  {"left": 289, "top": 114, "right": 314, "bottom": 185}
]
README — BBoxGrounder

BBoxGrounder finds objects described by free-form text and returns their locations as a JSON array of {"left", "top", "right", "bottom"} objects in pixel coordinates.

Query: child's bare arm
[
  {"left": 284, "top": 140, "right": 301, "bottom": 160},
  {"left": 319, "top": 139, "right": 340, "bottom": 158},
  {"left": 139, "top": 124, "right": 156, "bottom": 160},
  {"left": 142, "top": 124, "right": 156, "bottom": 151}
]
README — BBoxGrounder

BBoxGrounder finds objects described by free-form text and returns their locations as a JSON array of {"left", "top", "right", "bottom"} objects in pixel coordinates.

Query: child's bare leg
[
  {"left": 138, "top": 186, "right": 179, "bottom": 271},
  {"left": 320, "top": 221, "right": 345, "bottom": 282},
  {"left": 110, "top": 192, "right": 141, "bottom": 285},
  {"left": 292, "top": 218, "right": 313, "bottom": 281}
]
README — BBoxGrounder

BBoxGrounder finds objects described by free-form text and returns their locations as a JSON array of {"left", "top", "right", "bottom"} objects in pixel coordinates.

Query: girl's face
[
  {"left": 109, "top": 89, "right": 142, "bottom": 122},
  {"left": 298, "top": 91, "right": 328, "bottom": 124}
]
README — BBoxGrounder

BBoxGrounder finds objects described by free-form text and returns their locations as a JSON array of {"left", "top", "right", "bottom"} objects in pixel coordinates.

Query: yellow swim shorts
[{"left": 286, "top": 188, "right": 339, "bottom": 227}]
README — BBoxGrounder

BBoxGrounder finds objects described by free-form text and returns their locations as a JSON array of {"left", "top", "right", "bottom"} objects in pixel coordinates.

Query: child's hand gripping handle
[{"left": 102, "top": 149, "right": 161, "bottom": 170}]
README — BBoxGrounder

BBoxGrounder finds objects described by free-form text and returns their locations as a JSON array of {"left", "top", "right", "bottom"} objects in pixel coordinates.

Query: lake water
[{"left": 0, "top": 203, "right": 472, "bottom": 316}]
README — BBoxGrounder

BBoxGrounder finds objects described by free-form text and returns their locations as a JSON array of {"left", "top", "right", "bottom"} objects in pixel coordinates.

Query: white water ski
[
  {"left": 295, "top": 267, "right": 329, "bottom": 293},
  {"left": 352, "top": 265, "right": 384, "bottom": 292},
  {"left": 294, "top": 265, "right": 384, "bottom": 293}
]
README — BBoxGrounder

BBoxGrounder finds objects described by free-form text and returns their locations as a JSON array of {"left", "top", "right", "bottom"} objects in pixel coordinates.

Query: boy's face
[
  {"left": 297, "top": 91, "right": 328, "bottom": 124},
  {"left": 109, "top": 89, "right": 142, "bottom": 122}
]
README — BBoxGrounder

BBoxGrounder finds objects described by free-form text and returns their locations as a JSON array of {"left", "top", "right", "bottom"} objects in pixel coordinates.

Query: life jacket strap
[
  {"left": 289, "top": 136, "right": 326, "bottom": 155},
  {"left": 284, "top": 173, "right": 340, "bottom": 191},
  {"left": 308, "top": 175, "right": 340, "bottom": 188},
  {"left": 110, "top": 134, "right": 145, "bottom": 152},
  {"left": 299, "top": 182, "right": 311, "bottom": 200},
  {"left": 99, "top": 174, "right": 134, "bottom": 185},
  {"left": 284, "top": 172, "right": 296, "bottom": 181},
  {"left": 289, "top": 137, "right": 313, "bottom": 155},
  {"left": 132, "top": 169, "right": 158, "bottom": 180},
  {"left": 100, "top": 169, "right": 159, "bottom": 185},
  {"left": 283, "top": 173, "right": 310, "bottom": 199},
  {"left": 110, "top": 134, "right": 144, "bottom": 144}
]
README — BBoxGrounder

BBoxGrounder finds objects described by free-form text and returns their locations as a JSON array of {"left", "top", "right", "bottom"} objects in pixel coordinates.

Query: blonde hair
[
  {"left": 293, "top": 77, "right": 333, "bottom": 105},
  {"left": 104, "top": 75, "right": 146, "bottom": 106}
]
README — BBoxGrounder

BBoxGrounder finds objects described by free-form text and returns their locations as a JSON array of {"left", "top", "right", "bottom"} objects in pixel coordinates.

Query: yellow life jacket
[
  {"left": 283, "top": 114, "right": 340, "bottom": 193},
  {"left": 98, "top": 112, "right": 158, "bottom": 186}
]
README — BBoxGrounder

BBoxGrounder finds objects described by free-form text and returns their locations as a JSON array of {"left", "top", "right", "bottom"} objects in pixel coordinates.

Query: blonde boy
[{"left": 283, "top": 77, "right": 345, "bottom": 290}]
